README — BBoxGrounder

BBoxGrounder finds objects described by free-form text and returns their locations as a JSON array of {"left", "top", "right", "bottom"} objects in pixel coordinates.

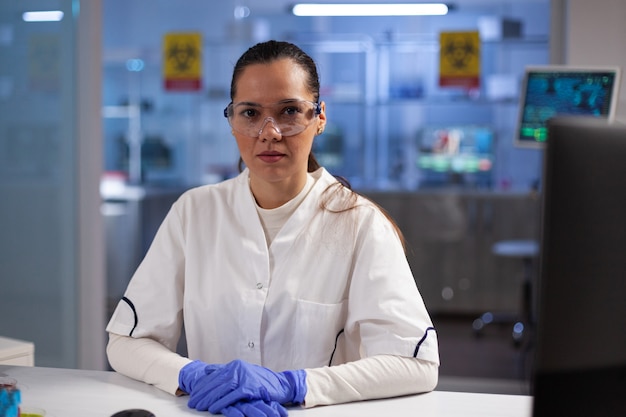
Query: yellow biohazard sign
[
  {"left": 439, "top": 31, "right": 481, "bottom": 89},
  {"left": 163, "top": 32, "right": 202, "bottom": 91}
]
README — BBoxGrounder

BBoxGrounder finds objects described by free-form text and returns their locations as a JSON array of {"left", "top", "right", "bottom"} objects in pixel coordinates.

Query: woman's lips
[{"left": 258, "top": 151, "right": 285, "bottom": 163}]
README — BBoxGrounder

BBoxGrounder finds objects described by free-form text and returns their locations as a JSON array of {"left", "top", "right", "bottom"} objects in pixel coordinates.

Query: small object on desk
[
  {"left": 20, "top": 406, "right": 46, "bottom": 417},
  {"left": 0, "top": 376, "right": 18, "bottom": 389},
  {"left": 0, "top": 376, "right": 20, "bottom": 417},
  {"left": 111, "top": 409, "right": 155, "bottom": 417}
]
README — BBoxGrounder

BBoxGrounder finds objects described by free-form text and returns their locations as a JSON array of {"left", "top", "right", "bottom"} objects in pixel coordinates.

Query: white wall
[{"left": 564, "top": 0, "right": 626, "bottom": 122}]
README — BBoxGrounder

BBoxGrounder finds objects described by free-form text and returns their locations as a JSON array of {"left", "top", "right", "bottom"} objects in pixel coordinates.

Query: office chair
[{"left": 472, "top": 239, "right": 538, "bottom": 346}]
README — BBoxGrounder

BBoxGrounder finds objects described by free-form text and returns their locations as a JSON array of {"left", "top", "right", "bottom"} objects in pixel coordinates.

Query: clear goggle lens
[{"left": 224, "top": 99, "right": 321, "bottom": 138}]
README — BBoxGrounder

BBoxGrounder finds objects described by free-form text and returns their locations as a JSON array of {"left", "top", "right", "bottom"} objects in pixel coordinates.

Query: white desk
[{"left": 0, "top": 365, "right": 532, "bottom": 417}]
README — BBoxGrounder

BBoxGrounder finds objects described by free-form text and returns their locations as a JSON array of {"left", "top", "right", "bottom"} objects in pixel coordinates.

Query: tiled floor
[{"left": 433, "top": 314, "right": 533, "bottom": 395}]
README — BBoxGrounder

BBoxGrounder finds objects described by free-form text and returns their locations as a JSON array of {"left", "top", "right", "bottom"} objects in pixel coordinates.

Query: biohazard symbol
[
  {"left": 166, "top": 42, "right": 198, "bottom": 74},
  {"left": 441, "top": 35, "right": 478, "bottom": 71}
]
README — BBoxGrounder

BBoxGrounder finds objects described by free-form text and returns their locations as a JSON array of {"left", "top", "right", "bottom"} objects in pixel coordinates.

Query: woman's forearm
[
  {"left": 304, "top": 355, "right": 438, "bottom": 408},
  {"left": 106, "top": 332, "right": 192, "bottom": 395}
]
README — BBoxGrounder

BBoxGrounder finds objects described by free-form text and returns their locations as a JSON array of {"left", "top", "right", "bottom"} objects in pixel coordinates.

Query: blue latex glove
[
  {"left": 221, "top": 400, "right": 288, "bottom": 417},
  {"left": 186, "top": 359, "right": 306, "bottom": 413},
  {"left": 178, "top": 360, "right": 223, "bottom": 395}
]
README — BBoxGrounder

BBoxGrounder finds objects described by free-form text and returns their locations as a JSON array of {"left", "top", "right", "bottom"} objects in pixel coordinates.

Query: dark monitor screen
[
  {"left": 533, "top": 116, "right": 626, "bottom": 416},
  {"left": 515, "top": 66, "right": 620, "bottom": 148}
]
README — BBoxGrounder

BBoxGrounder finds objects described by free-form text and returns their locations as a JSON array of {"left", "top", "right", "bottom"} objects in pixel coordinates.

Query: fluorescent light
[
  {"left": 292, "top": 3, "right": 449, "bottom": 16},
  {"left": 22, "top": 11, "right": 64, "bottom": 22}
]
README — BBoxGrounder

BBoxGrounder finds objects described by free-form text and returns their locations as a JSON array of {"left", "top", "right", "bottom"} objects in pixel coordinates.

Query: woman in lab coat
[{"left": 106, "top": 40, "right": 439, "bottom": 417}]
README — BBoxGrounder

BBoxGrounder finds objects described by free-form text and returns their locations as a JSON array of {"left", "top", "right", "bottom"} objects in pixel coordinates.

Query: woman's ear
[{"left": 317, "top": 101, "right": 327, "bottom": 135}]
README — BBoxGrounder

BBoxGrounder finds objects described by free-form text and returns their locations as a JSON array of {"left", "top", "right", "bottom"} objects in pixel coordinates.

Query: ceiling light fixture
[
  {"left": 22, "top": 11, "right": 64, "bottom": 22},
  {"left": 292, "top": 3, "right": 449, "bottom": 17}
]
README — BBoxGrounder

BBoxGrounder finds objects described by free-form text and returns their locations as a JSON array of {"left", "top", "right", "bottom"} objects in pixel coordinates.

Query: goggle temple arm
[{"left": 223, "top": 103, "right": 233, "bottom": 118}]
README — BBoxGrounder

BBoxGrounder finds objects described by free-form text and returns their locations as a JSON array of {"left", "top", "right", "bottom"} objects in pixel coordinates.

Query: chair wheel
[
  {"left": 512, "top": 322, "right": 525, "bottom": 346},
  {"left": 472, "top": 318, "right": 485, "bottom": 337}
]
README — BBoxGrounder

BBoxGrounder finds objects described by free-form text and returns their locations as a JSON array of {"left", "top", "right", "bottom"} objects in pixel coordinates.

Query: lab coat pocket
[{"left": 293, "top": 298, "right": 347, "bottom": 368}]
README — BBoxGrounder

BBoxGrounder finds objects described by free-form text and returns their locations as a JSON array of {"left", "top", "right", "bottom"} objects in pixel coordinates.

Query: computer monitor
[
  {"left": 532, "top": 116, "right": 626, "bottom": 416},
  {"left": 515, "top": 66, "right": 621, "bottom": 148}
]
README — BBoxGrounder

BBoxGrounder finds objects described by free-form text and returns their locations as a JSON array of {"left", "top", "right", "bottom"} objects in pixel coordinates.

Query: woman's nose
[{"left": 258, "top": 117, "right": 282, "bottom": 141}]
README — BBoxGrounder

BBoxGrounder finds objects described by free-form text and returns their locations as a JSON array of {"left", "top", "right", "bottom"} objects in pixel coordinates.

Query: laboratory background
[{"left": 1, "top": 0, "right": 625, "bottom": 395}]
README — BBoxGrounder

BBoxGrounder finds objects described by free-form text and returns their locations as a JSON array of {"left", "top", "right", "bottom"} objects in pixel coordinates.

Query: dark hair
[
  {"left": 231, "top": 40, "right": 320, "bottom": 102},
  {"left": 231, "top": 40, "right": 322, "bottom": 172},
  {"left": 231, "top": 40, "right": 406, "bottom": 250}
]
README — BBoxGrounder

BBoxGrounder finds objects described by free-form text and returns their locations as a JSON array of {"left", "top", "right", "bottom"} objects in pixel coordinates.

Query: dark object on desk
[
  {"left": 532, "top": 116, "right": 626, "bottom": 417},
  {"left": 111, "top": 409, "right": 155, "bottom": 417}
]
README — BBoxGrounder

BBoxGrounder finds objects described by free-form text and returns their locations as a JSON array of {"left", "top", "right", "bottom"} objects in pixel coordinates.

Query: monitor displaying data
[{"left": 514, "top": 66, "right": 620, "bottom": 148}]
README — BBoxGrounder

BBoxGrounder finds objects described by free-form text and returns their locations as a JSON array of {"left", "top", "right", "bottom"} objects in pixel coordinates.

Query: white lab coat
[{"left": 106, "top": 168, "right": 439, "bottom": 371}]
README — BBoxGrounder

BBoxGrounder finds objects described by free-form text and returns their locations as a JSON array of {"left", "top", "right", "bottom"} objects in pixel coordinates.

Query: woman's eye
[
  {"left": 283, "top": 106, "right": 300, "bottom": 116},
  {"left": 242, "top": 109, "right": 258, "bottom": 118}
]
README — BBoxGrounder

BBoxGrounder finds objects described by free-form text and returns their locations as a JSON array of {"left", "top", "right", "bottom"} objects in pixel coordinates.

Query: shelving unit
[
  {"left": 102, "top": 33, "right": 548, "bottom": 190},
  {"left": 292, "top": 33, "right": 549, "bottom": 190}
]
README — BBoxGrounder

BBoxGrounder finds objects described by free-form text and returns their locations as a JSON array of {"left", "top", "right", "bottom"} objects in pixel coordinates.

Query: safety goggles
[{"left": 224, "top": 99, "right": 321, "bottom": 138}]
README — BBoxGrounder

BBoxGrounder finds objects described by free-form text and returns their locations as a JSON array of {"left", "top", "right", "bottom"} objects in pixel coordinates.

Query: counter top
[{"left": 1, "top": 365, "right": 532, "bottom": 417}]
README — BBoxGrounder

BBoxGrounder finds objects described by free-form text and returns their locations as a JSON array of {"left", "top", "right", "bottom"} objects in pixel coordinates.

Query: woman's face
[{"left": 231, "top": 58, "right": 326, "bottom": 188}]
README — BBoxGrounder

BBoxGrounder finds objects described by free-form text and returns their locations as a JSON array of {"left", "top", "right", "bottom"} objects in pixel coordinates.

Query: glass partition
[{"left": 0, "top": 1, "right": 104, "bottom": 369}]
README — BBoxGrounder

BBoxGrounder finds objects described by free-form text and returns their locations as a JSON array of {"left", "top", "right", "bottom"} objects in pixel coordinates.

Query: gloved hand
[
  {"left": 221, "top": 400, "right": 288, "bottom": 417},
  {"left": 186, "top": 359, "right": 307, "bottom": 413},
  {"left": 178, "top": 360, "right": 223, "bottom": 395}
]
